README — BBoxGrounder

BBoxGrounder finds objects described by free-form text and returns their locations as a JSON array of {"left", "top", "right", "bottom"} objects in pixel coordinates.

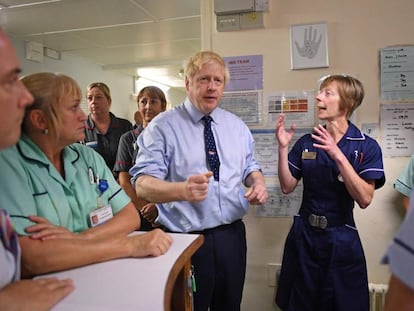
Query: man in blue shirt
[{"left": 131, "top": 50, "right": 268, "bottom": 311}]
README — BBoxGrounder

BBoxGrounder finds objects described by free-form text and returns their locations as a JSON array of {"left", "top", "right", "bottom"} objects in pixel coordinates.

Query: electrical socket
[{"left": 267, "top": 263, "right": 281, "bottom": 287}]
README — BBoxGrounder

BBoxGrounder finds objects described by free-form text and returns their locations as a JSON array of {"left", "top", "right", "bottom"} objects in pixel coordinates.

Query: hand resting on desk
[
  {"left": 0, "top": 278, "right": 74, "bottom": 311},
  {"left": 24, "top": 215, "right": 172, "bottom": 257},
  {"left": 19, "top": 227, "right": 173, "bottom": 277},
  {"left": 127, "top": 229, "right": 172, "bottom": 257}
]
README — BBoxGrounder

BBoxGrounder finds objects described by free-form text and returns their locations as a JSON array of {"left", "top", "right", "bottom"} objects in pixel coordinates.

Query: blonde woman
[
  {"left": 83, "top": 82, "right": 132, "bottom": 174},
  {"left": 0, "top": 72, "right": 172, "bottom": 278},
  {"left": 0, "top": 29, "right": 74, "bottom": 311}
]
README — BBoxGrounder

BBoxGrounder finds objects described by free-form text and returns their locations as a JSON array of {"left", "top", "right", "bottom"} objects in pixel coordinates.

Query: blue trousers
[{"left": 191, "top": 220, "right": 246, "bottom": 311}]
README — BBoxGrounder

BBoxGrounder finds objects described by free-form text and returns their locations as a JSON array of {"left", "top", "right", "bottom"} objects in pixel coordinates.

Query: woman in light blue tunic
[
  {"left": 0, "top": 29, "right": 74, "bottom": 310},
  {"left": 0, "top": 72, "right": 172, "bottom": 278}
]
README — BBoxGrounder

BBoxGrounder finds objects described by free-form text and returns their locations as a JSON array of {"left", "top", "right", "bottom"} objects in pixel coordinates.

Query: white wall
[
  {"left": 205, "top": 0, "right": 413, "bottom": 310},
  {"left": 11, "top": 36, "right": 188, "bottom": 120},
  {"left": 166, "top": 87, "right": 187, "bottom": 108},
  {"left": 11, "top": 35, "right": 138, "bottom": 122}
]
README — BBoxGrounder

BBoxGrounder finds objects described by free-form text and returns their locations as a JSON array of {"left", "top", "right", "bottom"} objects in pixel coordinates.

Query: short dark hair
[{"left": 137, "top": 86, "right": 167, "bottom": 109}]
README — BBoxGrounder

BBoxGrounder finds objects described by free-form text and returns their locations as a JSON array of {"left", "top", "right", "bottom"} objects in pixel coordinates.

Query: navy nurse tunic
[{"left": 276, "top": 122, "right": 385, "bottom": 311}]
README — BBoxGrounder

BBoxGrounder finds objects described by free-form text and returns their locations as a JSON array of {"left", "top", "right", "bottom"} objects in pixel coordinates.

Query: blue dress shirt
[{"left": 130, "top": 98, "right": 262, "bottom": 232}]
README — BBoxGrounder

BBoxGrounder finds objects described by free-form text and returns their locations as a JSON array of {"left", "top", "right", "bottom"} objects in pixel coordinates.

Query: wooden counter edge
[{"left": 164, "top": 234, "right": 204, "bottom": 311}]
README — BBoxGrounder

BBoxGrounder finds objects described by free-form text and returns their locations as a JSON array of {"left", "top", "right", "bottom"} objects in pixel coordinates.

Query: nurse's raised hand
[
  {"left": 275, "top": 114, "right": 296, "bottom": 149},
  {"left": 311, "top": 124, "right": 342, "bottom": 159}
]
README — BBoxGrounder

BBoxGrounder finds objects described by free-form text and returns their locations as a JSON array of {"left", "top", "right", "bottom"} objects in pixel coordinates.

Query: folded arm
[
  {"left": 26, "top": 203, "right": 140, "bottom": 241},
  {"left": 19, "top": 228, "right": 172, "bottom": 277}
]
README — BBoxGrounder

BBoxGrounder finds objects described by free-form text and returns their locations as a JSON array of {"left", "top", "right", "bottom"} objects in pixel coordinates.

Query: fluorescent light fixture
[
  {"left": 5, "top": 0, "right": 61, "bottom": 9},
  {"left": 136, "top": 77, "right": 170, "bottom": 93},
  {"left": 136, "top": 67, "right": 185, "bottom": 88}
]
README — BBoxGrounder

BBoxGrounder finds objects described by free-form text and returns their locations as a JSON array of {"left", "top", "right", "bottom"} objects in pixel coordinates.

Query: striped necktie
[{"left": 202, "top": 116, "right": 220, "bottom": 181}]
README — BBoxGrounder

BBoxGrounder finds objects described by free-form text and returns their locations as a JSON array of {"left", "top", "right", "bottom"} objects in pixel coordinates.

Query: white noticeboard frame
[{"left": 290, "top": 22, "right": 329, "bottom": 70}]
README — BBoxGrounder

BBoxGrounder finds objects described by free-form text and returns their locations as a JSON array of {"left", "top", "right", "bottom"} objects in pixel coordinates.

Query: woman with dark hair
[{"left": 114, "top": 86, "right": 167, "bottom": 230}]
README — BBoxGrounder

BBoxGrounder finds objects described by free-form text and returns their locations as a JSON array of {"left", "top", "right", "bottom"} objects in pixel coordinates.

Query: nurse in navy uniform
[{"left": 275, "top": 75, "right": 385, "bottom": 311}]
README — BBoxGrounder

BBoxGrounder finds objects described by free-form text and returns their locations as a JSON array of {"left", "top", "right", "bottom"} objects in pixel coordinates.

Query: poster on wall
[
  {"left": 265, "top": 90, "right": 315, "bottom": 127},
  {"left": 251, "top": 127, "right": 311, "bottom": 217},
  {"left": 380, "top": 45, "right": 414, "bottom": 101},
  {"left": 251, "top": 128, "right": 278, "bottom": 177},
  {"left": 223, "top": 55, "right": 263, "bottom": 91},
  {"left": 290, "top": 22, "right": 329, "bottom": 70},
  {"left": 255, "top": 184, "right": 302, "bottom": 217},
  {"left": 380, "top": 103, "right": 414, "bottom": 157},
  {"left": 252, "top": 127, "right": 313, "bottom": 177},
  {"left": 220, "top": 91, "right": 260, "bottom": 124}
]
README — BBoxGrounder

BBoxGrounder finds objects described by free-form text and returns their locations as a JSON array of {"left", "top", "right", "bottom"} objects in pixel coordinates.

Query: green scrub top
[
  {"left": 394, "top": 154, "right": 414, "bottom": 197},
  {"left": 0, "top": 135, "right": 131, "bottom": 235}
]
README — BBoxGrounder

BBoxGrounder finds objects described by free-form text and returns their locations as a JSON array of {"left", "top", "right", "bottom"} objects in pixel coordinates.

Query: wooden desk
[{"left": 37, "top": 233, "right": 203, "bottom": 311}]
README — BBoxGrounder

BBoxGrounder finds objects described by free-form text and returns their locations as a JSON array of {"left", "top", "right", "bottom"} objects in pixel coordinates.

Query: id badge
[
  {"left": 89, "top": 204, "right": 113, "bottom": 227},
  {"left": 302, "top": 151, "right": 317, "bottom": 160}
]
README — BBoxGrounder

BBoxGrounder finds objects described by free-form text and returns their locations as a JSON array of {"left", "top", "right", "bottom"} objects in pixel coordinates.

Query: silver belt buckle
[{"left": 308, "top": 214, "right": 328, "bottom": 229}]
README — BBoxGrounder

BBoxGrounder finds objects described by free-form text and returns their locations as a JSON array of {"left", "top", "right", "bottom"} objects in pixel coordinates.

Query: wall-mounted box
[
  {"left": 217, "top": 11, "right": 264, "bottom": 32},
  {"left": 44, "top": 47, "right": 61, "bottom": 60},
  {"left": 217, "top": 14, "right": 240, "bottom": 32},
  {"left": 240, "top": 12, "right": 264, "bottom": 30},
  {"left": 25, "top": 41, "right": 43, "bottom": 63},
  {"left": 214, "top": 0, "right": 254, "bottom": 15}
]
